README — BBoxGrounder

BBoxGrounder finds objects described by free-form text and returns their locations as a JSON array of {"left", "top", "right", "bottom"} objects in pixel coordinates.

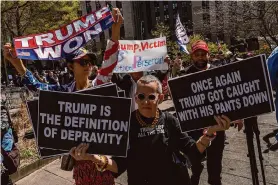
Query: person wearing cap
[
  {"left": 184, "top": 40, "right": 243, "bottom": 185},
  {"left": 3, "top": 8, "right": 123, "bottom": 185},
  {"left": 3, "top": 9, "right": 122, "bottom": 93}
]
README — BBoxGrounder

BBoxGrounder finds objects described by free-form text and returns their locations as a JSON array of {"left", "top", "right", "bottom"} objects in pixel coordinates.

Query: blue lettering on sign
[
  {"left": 133, "top": 56, "right": 164, "bottom": 68},
  {"left": 118, "top": 50, "right": 128, "bottom": 63}
]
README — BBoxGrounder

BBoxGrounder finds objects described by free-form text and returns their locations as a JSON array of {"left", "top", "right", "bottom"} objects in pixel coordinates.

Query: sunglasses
[
  {"left": 136, "top": 93, "right": 157, "bottom": 101},
  {"left": 75, "top": 59, "right": 94, "bottom": 67}
]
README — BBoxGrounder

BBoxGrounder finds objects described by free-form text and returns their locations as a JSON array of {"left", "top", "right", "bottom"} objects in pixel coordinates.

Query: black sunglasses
[
  {"left": 75, "top": 59, "right": 94, "bottom": 67},
  {"left": 136, "top": 93, "right": 157, "bottom": 101}
]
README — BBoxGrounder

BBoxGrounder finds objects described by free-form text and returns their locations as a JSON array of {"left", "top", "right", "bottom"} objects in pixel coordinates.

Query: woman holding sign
[
  {"left": 3, "top": 8, "right": 123, "bottom": 185},
  {"left": 70, "top": 75, "right": 234, "bottom": 185}
]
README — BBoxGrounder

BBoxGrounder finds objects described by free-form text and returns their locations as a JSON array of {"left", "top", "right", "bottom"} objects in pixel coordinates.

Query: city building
[{"left": 80, "top": 1, "right": 255, "bottom": 50}]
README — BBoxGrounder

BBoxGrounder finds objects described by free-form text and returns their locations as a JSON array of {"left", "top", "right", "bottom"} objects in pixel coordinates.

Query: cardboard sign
[
  {"left": 168, "top": 55, "right": 275, "bottom": 132},
  {"left": 13, "top": 7, "right": 114, "bottom": 60},
  {"left": 113, "top": 37, "right": 168, "bottom": 73},
  {"left": 37, "top": 91, "right": 131, "bottom": 157},
  {"left": 118, "top": 90, "right": 126, "bottom": 97},
  {"left": 26, "top": 84, "right": 119, "bottom": 157},
  {"left": 77, "top": 83, "right": 118, "bottom": 96}
]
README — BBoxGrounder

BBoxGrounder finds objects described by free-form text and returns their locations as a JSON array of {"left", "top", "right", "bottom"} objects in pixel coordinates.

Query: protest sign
[
  {"left": 118, "top": 90, "right": 126, "bottom": 97},
  {"left": 13, "top": 7, "right": 114, "bottom": 60},
  {"left": 27, "top": 84, "right": 119, "bottom": 157},
  {"left": 168, "top": 55, "right": 275, "bottom": 132},
  {"left": 113, "top": 37, "right": 168, "bottom": 73},
  {"left": 77, "top": 83, "right": 118, "bottom": 96},
  {"left": 37, "top": 91, "right": 131, "bottom": 157},
  {"left": 26, "top": 100, "right": 66, "bottom": 158}
]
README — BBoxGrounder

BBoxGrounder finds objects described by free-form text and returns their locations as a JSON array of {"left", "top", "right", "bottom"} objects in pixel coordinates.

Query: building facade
[{"left": 80, "top": 1, "right": 247, "bottom": 50}]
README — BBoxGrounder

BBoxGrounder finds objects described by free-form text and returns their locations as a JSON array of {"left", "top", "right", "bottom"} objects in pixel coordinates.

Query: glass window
[
  {"left": 85, "top": 1, "right": 92, "bottom": 13},
  {"left": 156, "top": 16, "right": 160, "bottom": 22},
  {"left": 95, "top": 1, "right": 101, "bottom": 9},
  {"left": 182, "top": 2, "right": 186, "bottom": 7}
]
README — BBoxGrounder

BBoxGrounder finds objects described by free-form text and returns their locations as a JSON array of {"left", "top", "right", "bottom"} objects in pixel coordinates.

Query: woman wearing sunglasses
[
  {"left": 70, "top": 75, "right": 235, "bottom": 185},
  {"left": 3, "top": 8, "right": 123, "bottom": 185},
  {"left": 3, "top": 8, "right": 122, "bottom": 93}
]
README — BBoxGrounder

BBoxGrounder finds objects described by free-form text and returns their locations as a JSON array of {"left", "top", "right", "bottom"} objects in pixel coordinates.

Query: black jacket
[
  {"left": 111, "top": 74, "right": 133, "bottom": 98},
  {"left": 113, "top": 111, "right": 203, "bottom": 185}
]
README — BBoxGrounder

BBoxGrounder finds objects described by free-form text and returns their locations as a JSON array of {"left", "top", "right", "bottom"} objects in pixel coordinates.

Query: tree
[
  {"left": 151, "top": 22, "right": 179, "bottom": 59},
  {"left": 1, "top": 1, "right": 80, "bottom": 43}
]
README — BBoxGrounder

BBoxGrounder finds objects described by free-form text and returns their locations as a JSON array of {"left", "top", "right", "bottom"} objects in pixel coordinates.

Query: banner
[
  {"left": 175, "top": 14, "right": 189, "bottom": 54},
  {"left": 113, "top": 37, "right": 168, "bottom": 73},
  {"left": 168, "top": 55, "right": 275, "bottom": 132},
  {"left": 27, "top": 84, "right": 119, "bottom": 158},
  {"left": 37, "top": 91, "right": 131, "bottom": 157},
  {"left": 13, "top": 7, "right": 114, "bottom": 60}
]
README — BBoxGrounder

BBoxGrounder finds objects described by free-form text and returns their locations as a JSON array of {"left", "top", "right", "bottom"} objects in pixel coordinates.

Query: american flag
[{"left": 217, "top": 38, "right": 222, "bottom": 51}]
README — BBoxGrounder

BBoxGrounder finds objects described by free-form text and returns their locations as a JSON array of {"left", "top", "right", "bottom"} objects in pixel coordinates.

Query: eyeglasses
[
  {"left": 75, "top": 59, "right": 93, "bottom": 67},
  {"left": 136, "top": 93, "right": 157, "bottom": 101}
]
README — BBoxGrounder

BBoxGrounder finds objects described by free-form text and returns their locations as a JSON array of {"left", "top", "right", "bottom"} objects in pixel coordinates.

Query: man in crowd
[
  {"left": 47, "top": 71, "right": 59, "bottom": 85},
  {"left": 172, "top": 53, "right": 182, "bottom": 77},
  {"left": 1, "top": 99, "right": 20, "bottom": 185},
  {"left": 184, "top": 40, "right": 243, "bottom": 185},
  {"left": 213, "top": 50, "right": 227, "bottom": 66}
]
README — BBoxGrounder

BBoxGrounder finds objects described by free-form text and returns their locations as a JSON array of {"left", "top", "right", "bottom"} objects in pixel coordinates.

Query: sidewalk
[{"left": 15, "top": 100, "right": 278, "bottom": 185}]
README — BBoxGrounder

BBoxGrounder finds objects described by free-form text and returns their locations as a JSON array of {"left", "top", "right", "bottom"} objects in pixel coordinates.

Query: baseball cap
[
  {"left": 191, "top": 40, "right": 209, "bottom": 53},
  {"left": 65, "top": 47, "right": 97, "bottom": 63}
]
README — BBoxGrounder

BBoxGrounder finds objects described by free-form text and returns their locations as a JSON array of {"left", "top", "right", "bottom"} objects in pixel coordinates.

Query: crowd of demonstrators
[
  {"left": 3, "top": 8, "right": 123, "bottom": 185},
  {"left": 2, "top": 6, "right": 273, "bottom": 185},
  {"left": 1, "top": 99, "right": 20, "bottom": 185}
]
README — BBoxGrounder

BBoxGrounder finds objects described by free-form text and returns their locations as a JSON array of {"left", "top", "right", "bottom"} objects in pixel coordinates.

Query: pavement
[{"left": 15, "top": 99, "right": 278, "bottom": 185}]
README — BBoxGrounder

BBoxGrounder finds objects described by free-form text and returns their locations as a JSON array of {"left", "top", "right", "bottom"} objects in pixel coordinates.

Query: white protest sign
[{"left": 113, "top": 37, "right": 168, "bottom": 73}]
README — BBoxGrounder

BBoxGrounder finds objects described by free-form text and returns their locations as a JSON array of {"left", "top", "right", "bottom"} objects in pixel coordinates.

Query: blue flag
[{"left": 175, "top": 14, "right": 189, "bottom": 54}]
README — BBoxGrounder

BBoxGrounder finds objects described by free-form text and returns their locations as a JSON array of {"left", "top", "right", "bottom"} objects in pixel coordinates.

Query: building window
[
  {"left": 95, "top": 1, "right": 101, "bottom": 9},
  {"left": 164, "top": 4, "right": 168, "bottom": 11},
  {"left": 202, "top": 1, "right": 209, "bottom": 10},
  {"left": 182, "top": 2, "right": 186, "bottom": 7},
  {"left": 156, "top": 16, "right": 160, "bottom": 22},
  {"left": 155, "top": 6, "right": 159, "bottom": 13},
  {"left": 85, "top": 1, "right": 92, "bottom": 13},
  {"left": 173, "top": 2, "right": 178, "bottom": 9}
]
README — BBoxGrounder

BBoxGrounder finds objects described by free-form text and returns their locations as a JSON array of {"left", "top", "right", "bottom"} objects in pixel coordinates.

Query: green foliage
[
  {"left": 1, "top": 1, "right": 80, "bottom": 40},
  {"left": 21, "top": 148, "right": 37, "bottom": 159},
  {"left": 151, "top": 23, "right": 234, "bottom": 65},
  {"left": 151, "top": 22, "right": 179, "bottom": 58}
]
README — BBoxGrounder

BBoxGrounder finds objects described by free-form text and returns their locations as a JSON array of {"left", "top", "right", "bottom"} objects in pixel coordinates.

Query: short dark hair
[{"left": 177, "top": 53, "right": 182, "bottom": 57}]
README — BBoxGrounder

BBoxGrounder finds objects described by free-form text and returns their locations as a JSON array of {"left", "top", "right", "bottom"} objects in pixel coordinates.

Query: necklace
[{"left": 136, "top": 110, "right": 159, "bottom": 128}]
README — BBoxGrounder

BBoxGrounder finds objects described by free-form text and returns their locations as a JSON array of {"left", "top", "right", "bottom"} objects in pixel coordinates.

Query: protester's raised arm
[
  {"left": 3, "top": 43, "right": 26, "bottom": 76},
  {"left": 93, "top": 8, "right": 123, "bottom": 86},
  {"left": 111, "top": 8, "right": 123, "bottom": 42}
]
